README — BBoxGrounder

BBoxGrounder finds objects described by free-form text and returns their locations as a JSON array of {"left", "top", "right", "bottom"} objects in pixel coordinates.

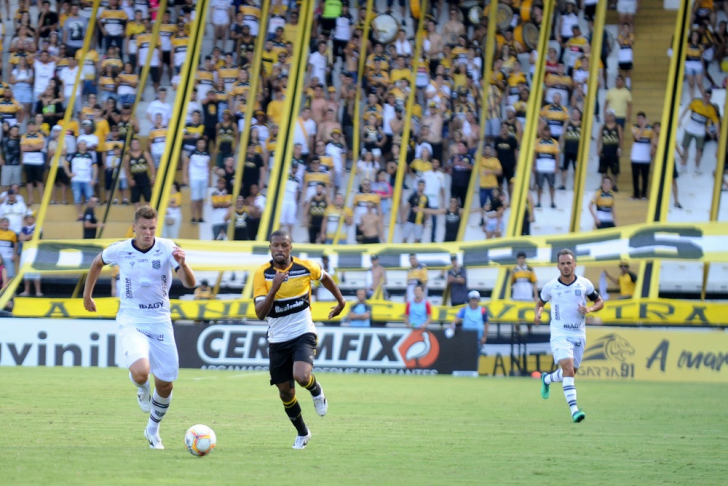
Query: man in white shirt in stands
[
  {"left": 294, "top": 107, "right": 317, "bottom": 157},
  {"left": 0, "top": 189, "right": 27, "bottom": 234},
  {"left": 308, "top": 41, "right": 329, "bottom": 87},
  {"left": 146, "top": 87, "right": 172, "bottom": 126},
  {"left": 33, "top": 50, "right": 56, "bottom": 100}
]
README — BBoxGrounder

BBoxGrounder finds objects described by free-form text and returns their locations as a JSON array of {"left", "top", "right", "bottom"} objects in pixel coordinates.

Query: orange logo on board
[{"left": 399, "top": 330, "right": 440, "bottom": 368}]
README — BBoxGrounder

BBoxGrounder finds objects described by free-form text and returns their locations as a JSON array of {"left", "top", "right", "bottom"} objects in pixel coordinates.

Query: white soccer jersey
[
  {"left": 101, "top": 237, "right": 179, "bottom": 327},
  {"left": 539, "top": 275, "right": 598, "bottom": 341}
]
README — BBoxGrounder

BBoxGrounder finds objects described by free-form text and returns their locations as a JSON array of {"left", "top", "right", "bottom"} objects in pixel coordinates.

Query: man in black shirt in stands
[{"left": 82, "top": 197, "right": 104, "bottom": 239}]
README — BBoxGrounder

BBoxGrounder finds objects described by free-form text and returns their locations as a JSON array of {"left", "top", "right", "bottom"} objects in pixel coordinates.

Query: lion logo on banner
[{"left": 583, "top": 333, "right": 635, "bottom": 362}]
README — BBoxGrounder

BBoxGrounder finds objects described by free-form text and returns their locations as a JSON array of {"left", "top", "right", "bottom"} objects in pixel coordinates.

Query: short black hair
[
  {"left": 270, "top": 229, "right": 292, "bottom": 242},
  {"left": 517, "top": 251, "right": 526, "bottom": 258}
]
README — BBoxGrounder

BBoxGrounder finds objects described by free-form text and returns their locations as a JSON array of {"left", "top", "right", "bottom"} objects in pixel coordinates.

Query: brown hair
[{"left": 134, "top": 206, "right": 158, "bottom": 222}]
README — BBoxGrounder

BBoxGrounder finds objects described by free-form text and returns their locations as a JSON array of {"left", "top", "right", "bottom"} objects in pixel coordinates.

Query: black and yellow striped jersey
[
  {"left": 592, "top": 190, "right": 615, "bottom": 222},
  {"left": 685, "top": 42, "right": 703, "bottom": 62},
  {"left": 253, "top": 256, "right": 322, "bottom": 343},
  {"left": 601, "top": 124, "right": 620, "bottom": 155},
  {"left": 687, "top": 99, "right": 720, "bottom": 125},
  {"left": 304, "top": 169, "right": 331, "bottom": 189}
]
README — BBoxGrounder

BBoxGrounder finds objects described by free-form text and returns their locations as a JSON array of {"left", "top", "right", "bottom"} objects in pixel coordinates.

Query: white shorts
[
  {"left": 118, "top": 323, "right": 179, "bottom": 382},
  {"left": 617, "top": 0, "right": 637, "bottom": 15},
  {"left": 685, "top": 60, "right": 704, "bottom": 76},
  {"left": 403, "top": 222, "right": 424, "bottom": 241},
  {"left": 551, "top": 336, "right": 586, "bottom": 368},
  {"left": 212, "top": 9, "right": 230, "bottom": 26},
  {"left": 189, "top": 178, "right": 208, "bottom": 201},
  {"left": 280, "top": 200, "right": 297, "bottom": 225}
]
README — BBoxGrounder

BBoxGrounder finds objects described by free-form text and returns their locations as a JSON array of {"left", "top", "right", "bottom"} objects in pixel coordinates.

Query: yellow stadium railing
[
  {"left": 505, "top": 0, "right": 556, "bottom": 237},
  {"left": 0, "top": 0, "right": 103, "bottom": 307},
  {"left": 225, "top": 0, "right": 270, "bottom": 240},
  {"left": 333, "top": 0, "right": 374, "bottom": 245},
  {"left": 387, "top": 0, "right": 427, "bottom": 244},
  {"left": 264, "top": 0, "right": 316, "bottom": 240},
  {"left": 98, "top": 0, "right": 169, "bottom": 235},
  {"left": 642, "top": 0, "right": 691, "bottom": 300},
  {"left": 155, "top": 0, "right": 211, "bottom": 234},
  {"left": 570, "top": 0, "right": 606, "bottom": 232},
  {"left": 456, "top": 0, "right": 499, "bottom": 243}
]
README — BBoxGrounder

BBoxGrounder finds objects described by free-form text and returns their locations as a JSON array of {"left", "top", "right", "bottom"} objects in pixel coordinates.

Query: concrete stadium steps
[{"left": 614, "top": 0, "right": 677, "bottom": 226}]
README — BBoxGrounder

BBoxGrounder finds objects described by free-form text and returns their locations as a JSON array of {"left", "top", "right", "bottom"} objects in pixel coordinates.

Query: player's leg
[
  {"left": 270, "top": 339, "right": 311, "bottom": 448},
  {"left": 291, "top": 333, "right": 327, "bottom": 417},
  {"left": 144, "top": 330, "right": 180, "bottom": 449},
  {"left": 120, "top": 325, "right": 153, "bottom": 413}
]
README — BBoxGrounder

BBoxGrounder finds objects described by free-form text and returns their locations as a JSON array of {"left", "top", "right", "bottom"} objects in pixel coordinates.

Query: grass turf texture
[{"left": 2, "top": 368, "right": 726, "bottom": 485}]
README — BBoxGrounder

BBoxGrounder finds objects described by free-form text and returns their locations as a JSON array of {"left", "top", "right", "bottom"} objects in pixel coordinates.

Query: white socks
[
  {"left": 562, "top": 377, "right": 579, "bottom": 415},
  {"left": 544, "top": 368, "right": 563, "bottom": 385},
  {"left": 146, "top": 390, "right": 172, "bottom": 435}
]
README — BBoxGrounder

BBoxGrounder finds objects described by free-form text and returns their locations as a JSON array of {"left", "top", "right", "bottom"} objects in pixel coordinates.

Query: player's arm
[
  {"left": 534, "top": 297, "right": 546, "bottom": 325},
  {"left": 320, "top": 271, "right": 346, "bottom": 319},
  {"left": 83, "top": 253, "right": 106, "bottom": 312},
  {"left": 172, "top": 247, "right": 196, "bottom": 288},
  {"left": 254, "top": 270, "right": 287, "bottom": 320},
  {"left": 580, "top": 291, "right": 604, "bottom": 315}
]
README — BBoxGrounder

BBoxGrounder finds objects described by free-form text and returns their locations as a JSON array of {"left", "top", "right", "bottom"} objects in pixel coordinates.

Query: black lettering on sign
[
  {"left": 338, "top": 334, "right": 359, "bottom": 361},
  {"left": 235, "top": 301, "right": 250, "bottom": 318},
  {"left": 249, "top": 332, "right": 269, "bottom": 360},
  {"left": 478, "top": 240, "right": 540, "bottom": 266},
  {"left": 169, "top": 302, "right": 188, "bottom": 320},
  {"left": 55, "top": 344, "right": 81, "bottom": 366},
  {"left": 107, "top": 334, "right": 117, "bottom": 367},
  {"left": 9, "top": 343, "right": 31, "bottom": 365},
  {"left": 316, "top": 333, "right": 335, "bottom": 360},
  {"left": 628, "top": 226, "right": 704, "bottom": 260},
  {"left": 646, "top": 339, "right": 669, "bottom": 372},
  {"left": 684, "top": 306, "right": 709, "bottom": 324},
  {"left": 44, "top": 302, "right": 70, "bottom": 318},
  {"left": 359, "top": 334, "right": 372, "bottom": 361},
  {"left": 196, "top": 302, "right": 232, "bottom": 320},
  {"left": 202, "top": 330, "right": 225, "bottom": 359},
  {"left": 640, "top": 302, "right": 674, "bottom": 320},
  {"left": 38, "top": 331, "right": 47, "bottom": 366},
  {"left": 226, "top": 331, "right": 247, "bottom": 359},
  {"left": 372, "top": 334, "right": 398, "bottom": 362}
]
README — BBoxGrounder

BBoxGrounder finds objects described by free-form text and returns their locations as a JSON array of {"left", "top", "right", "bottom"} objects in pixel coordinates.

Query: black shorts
[
  {"left": 499, "top": 164, "right": 515, "bottom": 187},
  {"left": 130, "top": 182, "right": 152, "bottom": 203},
  {"left": 24, "top": 164, "right": 45, "bottom": 184},
  {"left": 599, "top": 154, "right": 620, "bottom": 174},
  {"left": 150, "top": 66, "right": 160, "bottom": 84},
  {"left": 584, "top": 3, "right": 597, "bottom": 20},
  {"left": 55, "top": 167, "right": 70, "bottom": 186},
  {"left": 269, "top": 332, "right": 317, "bottom": 386},
  {"left": 596, "top": 221, "right": 616, "bottom": 229},
  {"left": 162, "top": 51, "right": 171, "bottom": 66},
  {"left": 562, "top": 152, "right": 578, "bottom": 171},
  {"left": 618, "top": 62, "right": 633, "bottom": 72},
  {"left": 362, "top": 235, "right": 380, "bottom": 244}
]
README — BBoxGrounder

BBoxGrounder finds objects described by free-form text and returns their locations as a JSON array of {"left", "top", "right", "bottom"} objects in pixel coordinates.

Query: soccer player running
[
  {"left": 254, "top": 229, "right": 346, "bottom": 449},
  {"left": 83, "top": 206, "right": 196, "bottom": 449},
  {"left": 534, "top": 249, "right": 604, "bottom": 423}
]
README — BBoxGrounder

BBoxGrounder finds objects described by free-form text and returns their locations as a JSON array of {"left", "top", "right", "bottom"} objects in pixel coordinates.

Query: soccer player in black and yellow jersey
[{"left": 254, "top": 230, "right": 346, "bottom": 450}]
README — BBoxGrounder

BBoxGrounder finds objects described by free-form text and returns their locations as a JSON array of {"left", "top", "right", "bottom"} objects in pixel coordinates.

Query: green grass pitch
[{"left": 2, "top": 368, "right": 726, "bottom": 485}]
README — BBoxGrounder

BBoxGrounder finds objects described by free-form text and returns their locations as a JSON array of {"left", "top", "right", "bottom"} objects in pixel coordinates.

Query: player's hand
[
  {"left": 83, "top": 296, "right": 97, "bottom": 312},
  {"left": 272, "top": 271, "right": 288, "bottom": 289},
  {"left": 172, "top": 247, "right": 186, "bottom": 265},
  {"left": 328, "top": 301, "right": 346, "bottom": 319},
  {"left": 578, "top": 304, "right": 588, "bottom": 316},
  {"left": 533, "top": 314, "right": 541, "bottom": 325}
]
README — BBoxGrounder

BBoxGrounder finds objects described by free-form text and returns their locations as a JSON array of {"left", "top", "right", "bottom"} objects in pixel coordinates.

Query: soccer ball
[{"left": 184, "top": 424, "right": 217, "bottom": 456}]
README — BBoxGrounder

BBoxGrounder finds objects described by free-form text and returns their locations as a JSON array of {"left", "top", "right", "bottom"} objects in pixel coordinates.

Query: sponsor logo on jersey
[
  {"left": 575, "top": 289, "right": 581, "bottom": 296},
  {"left": 274, "top": 299, "right": 305, "bottom": 314},
  {"left": 125, "top": 278, "right": 132, "bottom": 298},
  {"left": 139, "top": 302, "right": 165, "bottom": 310},
  {"left": 152, "top": 260, "right": 161, "bottom": 269}
]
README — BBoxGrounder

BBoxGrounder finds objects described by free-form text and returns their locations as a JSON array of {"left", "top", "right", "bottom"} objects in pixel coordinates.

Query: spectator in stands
[
  {"left": 605, "top": 75, "right": 632, "bottom": 128},
  {"left": 65, "top": 140, "right": 97, "bottom": 220},
  {"left": 194, "top": 279, "right": 213, "bottom": 300},
  {"left": 242, "top": 143, "right": 265, "bottom": 198},
  {"left": 448, "top": 141, "right": 474, "bottom": 206},
  {"left": 404, "top": 283, "right": 432, "bottom": 329},
  {"left": 21, "top": 121, "right": 45, "bottom": 206},
  {"left": 479, "top": 145, "right": 502, "bottom": 223},
  {"left": 10, "top": 57, "right": 33, "bottom": 120},
  {"left": 0, "top": 217, "right": 18, "bottom": 278},
  {"left": 0, "top": 188, "right": 27, "bottom": 234},
  {"left": 346, "top": 289, "right": 371, "bottom": 328},
  {"left": 366, "top": 254, "right": 387, "bottom": 299},
  {"left": 163, "top": 182, "right": 182, "bottom": 239},
  {"left": 533, "top": 125, "right": 559, "bottom": 209},
  {"left": 406, "top": 254, "right": 428, "bottom": 302},
  {"left": 323, "top": 193, "right": 351, "bottom": 244},
  {"left": 33, "top": 50, "right": 56, "bottom": 102},
  {"left": 146, "top": 87, "right": 172, "bottom": 125},
  {"left": 303, "top": 181, "right": 328, "bottom": 244},
  {"left": 559, "top": 108, "right": 582, "bottom": 190},
  {"left": 359, "top": 201, "right": 384, "bottom": 244},
  {"left": 123, "top": 137, "right": 154, "bottom": 210},
  {"left": 183, "top": 138, "right": 211, "bottom": 223},
  {"left": 225, "top": 195, "right": 249, "bottom": 240},
  {"left": 446, "top": 254, "right": 468, "bottom": 306},
  {"left": 511, "top": 252, "right": 538, "bottom": 302},
  {"left": 82, "top": 196, "right": 103, "bottom": 239},
  {"left": 597, "top": 109, "right": 623, "bottom": 186},
  {"left": 652, "top": 122, "right": 682, "bottom": 209},
  {"left": 0, "top": 124, "right": 21, "bottom": 191},
  {"left": 589, "top": 176, "right": 618, "bottom": 229},
  {"left": 211, "top": 177, "right": 232, "bottom": 240},
  {"left": 483, "top": 188, "right": 507, "bottom": 239},
  {"left": 617, "top": 23, "right": 635, "bottom": 89},
  {"left": 630, "top": 112, "right": 654, "bottom": 200},
  {"left": 604, "top": 260, "right": 637, "bottom": 299},
  {"left": 678, "top": 88, "right": 720, "bottom": 174},
  {"left": 63, "top": 4, "right": 88, "bottom": 57},
  {"left": 401, "top": 180, "right": 429, "bottom": 244}
]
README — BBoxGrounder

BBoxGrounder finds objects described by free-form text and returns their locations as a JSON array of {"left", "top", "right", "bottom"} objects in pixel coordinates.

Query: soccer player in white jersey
[
  {"left": 83, "top": 206, "right": 196, "bottom": 449},
  {"left": 534, "top": 249, "right": 604, "bottom": 423}
]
